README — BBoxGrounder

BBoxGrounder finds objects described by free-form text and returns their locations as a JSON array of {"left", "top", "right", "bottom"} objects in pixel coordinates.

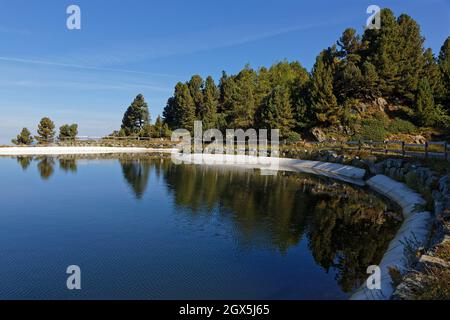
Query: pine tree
[
  {"left": 218, "top": 71, "right": 238, "bottom": 126},
  {"left": 162, "top": 123, "right": 172, "bottom": 138},
  {"left": 259, "top": 85, "right": 295, "bottom": 138},
  {"left": 58, "top": 124, "right": 78, "bottom": 141},
  {"left": 337, "top": 28, "right": 361, "bottom": 57},
  {"left": 230, "top": 67, "right": 257, "bottom": 129},
  {"left": 360, "top": 61, "right": 380, "bottom": 99},
  {"left": 254, "top": 67, "right": 272, "bottom": 114},
  {"left": 362, "top": 9, "right": 401, "bottom": 99},
  {"left": 12, "top": 128, "right": 34, "bottom": 145},
  {"left": 35, "top": 117, "right": 56, "bottom": 144},
  {"left": 422, "top": 48, "right": 445, "bottom": 103},
  {"left": 174, "top": 82, "right": 196, "bottom": 132},
  {"left": 163, "top": 97, "right": 178, "bottom": 129},
  {"left": 438, "top": 37, "right": 450, "bottom": 112},
  {"left": 121, "top": 94, "right": 150, "bottom": 135},
  {"left": 286, "top": 62, "right": 310, "bottom": 130},
  {"left": 363, "top": 10, "right": 425, "bottom": 104},
  {"left": 202, "top": 76, "right": 219, "bottom": 129},
  {"left": 310, "top": 48, "right": 340, "bottom": 126},
  {"left": 334, "top": 59, "right": 363, "bottom": 102},
  {"left": 395, "top": 14, "right": 425, "bottom": 103},
  {"left": 188, "top": 75, "right": 204, "bottom": 117},
  {"left": 140, "top": 124, "right": 154, "bottom": 138},
  {"left": 415, "top": 78, "right": 437, "bottom": 127},
  {"left": 153, "top": 115, "right": 164, "bottom": 138}
]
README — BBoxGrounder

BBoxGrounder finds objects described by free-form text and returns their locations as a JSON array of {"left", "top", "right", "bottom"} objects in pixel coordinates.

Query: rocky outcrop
[{"left": 310, "top": 127, "right": 327, "bottom": 142}]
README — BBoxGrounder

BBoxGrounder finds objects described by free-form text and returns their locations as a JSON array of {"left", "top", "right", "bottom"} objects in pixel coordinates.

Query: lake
[{"left": 0, "top": 155, "right": 401, "bottom": 299}]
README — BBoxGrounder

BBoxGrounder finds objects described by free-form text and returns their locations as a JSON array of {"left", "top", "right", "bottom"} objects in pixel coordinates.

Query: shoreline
[{"left": 0, "top": 146, "right": 178, "bottom": 156}]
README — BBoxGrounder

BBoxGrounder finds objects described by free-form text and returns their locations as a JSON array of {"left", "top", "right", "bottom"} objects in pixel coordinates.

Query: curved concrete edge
[
  {"left": 351, "top": 174, "right": 433, "bottom": 300},
  {"left": 173, "top": 153, "right": 366, "bottom": 185},
  {"left": 0, "top": 146, "right": 178, "bottom": 155}
]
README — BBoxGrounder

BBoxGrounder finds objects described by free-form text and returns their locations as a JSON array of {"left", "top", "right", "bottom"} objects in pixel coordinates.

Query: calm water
[{"left": 0, "top": 155, "right": 400, "bottom": 300}]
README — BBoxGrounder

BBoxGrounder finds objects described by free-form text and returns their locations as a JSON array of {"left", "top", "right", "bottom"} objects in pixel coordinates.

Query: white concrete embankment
[
  {"left": 173, "top": 153, "right": 367, "bottom": 185},
  {"left": 351, "top": 175, "right": 432, "bottom": 300},
  {"left": 0, "top": 146, "right": 178, "bottom": 156}
]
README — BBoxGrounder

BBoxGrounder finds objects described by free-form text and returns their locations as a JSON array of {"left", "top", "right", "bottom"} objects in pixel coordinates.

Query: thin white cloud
[
  {"left": 0, "top": 56, "right": 181, "bottom": 78},
  {"left": 78, "top": 18, "right": 351, "bottom": 65},
  {"left": 0, "top": 17, "right": 350, "bottom": 75},
  {"left": 0, "top": 79, "right": 172, "bottom": 93}
]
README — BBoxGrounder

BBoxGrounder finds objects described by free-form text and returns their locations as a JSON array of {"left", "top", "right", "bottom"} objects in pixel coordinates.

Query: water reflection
[
  {"left": 307, "top": 195, "right": 399, "bottom": 292},
  {"left": 16, "top": 156, "right": 33, "bottom": 170},
  {"left": 18, "top": 156, "right": 401, "bottom": 293},
  {"left": 155, "top": 161, "right": 400, "bottom": 292},
  {"left": 36, "top": 157, "right": 55, "bottom": 180},
  {"left": 120, "top": 159, "right": 151, "bottom": 199},
  {"left": 59, "top": 158, "right": 77, "bottom": 173}
]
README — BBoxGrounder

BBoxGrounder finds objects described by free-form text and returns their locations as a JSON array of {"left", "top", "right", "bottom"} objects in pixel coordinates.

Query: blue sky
[{"left": 0, "top": 0, "right": 449, "bottom": 144}]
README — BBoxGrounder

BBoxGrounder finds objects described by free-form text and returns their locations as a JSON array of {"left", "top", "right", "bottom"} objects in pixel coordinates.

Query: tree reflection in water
[
  {"left": 16, "top": 156, "right": 33, "bottom": 170},
  {"left": 120, "top": 159, "right": 151, "bottom": 199},
  {"left": 59, "top": 158, "right": 77, "bottom": 173},
  {"left": 156, "top": 160, "right": 401, "bottom": 293},
  {"left": 36, "top": 157, "right": 55, "bottom": 180},
  {"left": 19, "top": 156, "right": 401, "bottom": 293}
]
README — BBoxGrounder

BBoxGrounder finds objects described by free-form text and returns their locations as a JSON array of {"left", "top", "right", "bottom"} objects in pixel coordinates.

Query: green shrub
[
  {"left": 388, "top": 118, "right": 417, "bottom": 134},
  {"left": 285, "top": 132, "right": 302, "bottom": 143},
  {"left": 356, "top": 118, "right": 388, "bottom": 141}
]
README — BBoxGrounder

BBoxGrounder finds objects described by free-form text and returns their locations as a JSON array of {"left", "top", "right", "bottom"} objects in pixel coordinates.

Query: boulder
[
  {"left": 418, "top": 255, "right": 450, "bottom": 270},
  {"left": 351, "top": 158, "right": 367, "bottom": 169},
  {"left": 439, "top": 174, "right": 450, "bottom": 195},
  {"left": 412, "top": 135, "right": 427, "bottom": 144},
  {"left": 310, "top": 127, "right": 327, "bottom": 142}
]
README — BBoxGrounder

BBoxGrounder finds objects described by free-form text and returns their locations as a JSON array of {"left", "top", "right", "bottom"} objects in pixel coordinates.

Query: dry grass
[
  {"left": 435, "top": 241, "right": 450, "bottom": 261},
  {"left": 413, "top": 267, "right": 450, "bottom": 300}
]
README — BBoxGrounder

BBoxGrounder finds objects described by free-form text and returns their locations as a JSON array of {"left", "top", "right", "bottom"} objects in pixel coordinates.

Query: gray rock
[
  {"left": 335, "top": 155, "right": 345, "bottom": 164},
  {"left": 439, "top": 174, "right": 450, "bottom": 195},
  {"left": 389, "top": 167, "right": 397, "bottom": 179},
  {"left": 424, "top": 175, "right": 437, "bottom": 190},
  {"left": 310, "top": 127, "right": 327, "bottom": 142},
  {"left": 371, "top": 162, "right": 385, "bottom": 175},
  {"left": 417, "top": 255, "right": 450, "bottom": 270}
]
